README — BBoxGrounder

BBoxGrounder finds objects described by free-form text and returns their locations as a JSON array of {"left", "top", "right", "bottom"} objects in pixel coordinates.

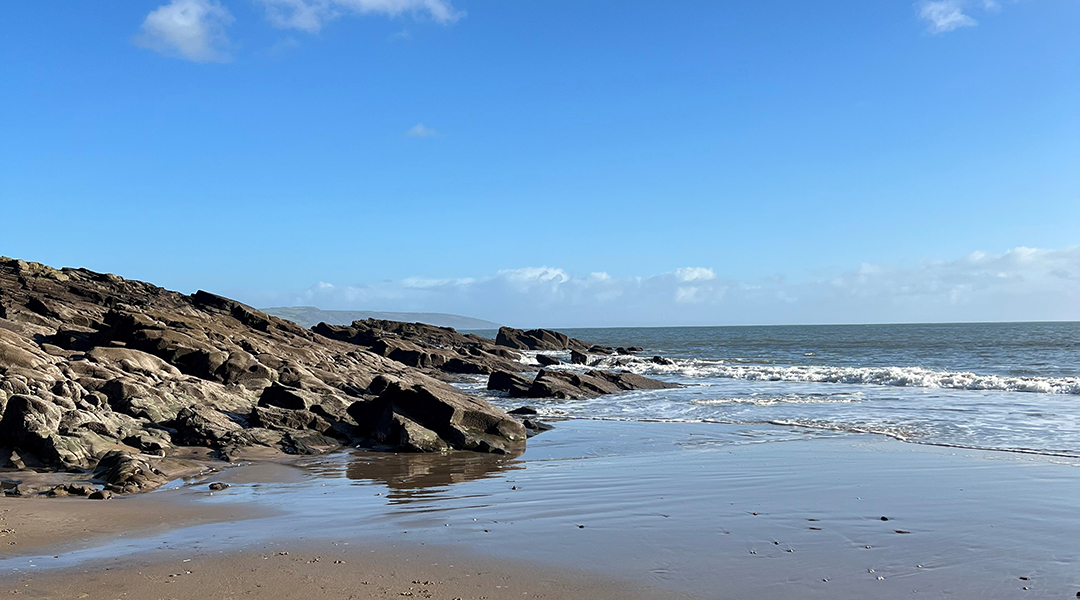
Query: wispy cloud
[
  {"left": 234, "top": 247, "right": 1080, "bottom": 328},
  {"left": 134, "top": 0, "right": 234, "bottom": 62},
  {"left": 405, "top": 123, "right": 438, "bottom": 137},
  {"left": 257, "top": 0, "right": 463, "bottom": 33},
  {"left": 917, "top": 0, "right": 1005, "bottom": 34}
]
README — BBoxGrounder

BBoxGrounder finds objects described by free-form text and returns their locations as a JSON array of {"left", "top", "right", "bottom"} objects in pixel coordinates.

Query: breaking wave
[{"left": 571, "top": 355, "right": 1080, "bottom": 395}]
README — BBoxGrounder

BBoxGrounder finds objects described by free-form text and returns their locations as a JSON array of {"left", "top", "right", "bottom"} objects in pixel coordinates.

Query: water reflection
[{"left": 345, "top": 449, "right": 524, "bottom": 504}]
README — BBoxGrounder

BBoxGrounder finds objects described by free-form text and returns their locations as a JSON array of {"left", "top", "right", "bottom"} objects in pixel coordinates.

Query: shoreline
[
  {"left": 3, "top": 419, "right": 1079, "bottom": 599},
  {"left": 3, "top": 543, "right": 672, "bottom": 600}
]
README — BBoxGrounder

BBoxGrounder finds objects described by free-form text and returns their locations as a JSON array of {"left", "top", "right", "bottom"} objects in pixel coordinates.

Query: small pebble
[{"left": 880, "top": 516, "right": 889, "bottom": 521}]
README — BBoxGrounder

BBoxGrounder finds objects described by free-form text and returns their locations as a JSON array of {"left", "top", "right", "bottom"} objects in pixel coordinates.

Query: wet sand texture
[
  {"left": 4, "top": 420, "right": 1080, "bottom": 599},
  {"left": 2, "top": 546, "right": 670, "bottom": 600}
]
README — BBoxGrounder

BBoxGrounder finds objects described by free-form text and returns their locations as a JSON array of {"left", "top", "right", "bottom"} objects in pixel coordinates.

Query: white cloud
[
  {"left": 135, "top": 0, "right": 234, "bottom": 62},
  {"left": 917, "top": 0, "right": 979, "bottom": 33},
  {"left": 236, "top": 247, "right": 1080, "bottom": 328},
  {"left": 405, "top": 123, "right": 438, "bottom": 137},
  {"left": 674, "top": 267, "right": 717, "bottom": 283},
  {"left": 257, "top": 0, "right": 462, "bottom": 33}
]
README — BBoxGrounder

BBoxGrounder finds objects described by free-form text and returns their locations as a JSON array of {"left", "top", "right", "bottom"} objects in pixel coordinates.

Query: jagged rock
[
  {"left": 349, "top": 379, "right": 525, "bottom": 454},
  {"left": 257, "top": 382, "right": 351, "bottom": 422},
  {"left": 316, "top": 320, "right": 524, "bottom": 376},
  {"left": 515, "top": 369, "right": 681, "bottom": 400},
  {"left": 171, "top": 405, "right": 243, "bottom": 446},
  {"left": 522, "top": 419, "right": 554, "bottom": 432},
  {"left": 496, "top": 327, "right": 586, "bottom": 351},
  {"left": 0, "top": 256, "right": 636, "bottom": 493},
  {"left": 122, "top": 433, "right": 171, "bottom": 456},
  {"left": 92, "top": 450, "right": 168, "bottom": 493},
  {"left": 651, "top": 356, "right": 675, "bottom": 366},
  {"left": 0, "top": 394, "right": 63, "bottom": 463},
  {"left": 570, "top": 349, "right": 589, "bottom": 365},
  {"left": 536, "top": 354, "right": 561, "bottom": 366},
  {"left": 487, "top": 371, "right": 533, "bottom": 396},
  {"left": 508, "top": 405, "right": 538, "bottom": 415},
  {"left": 250, "top": 404, "right": 333, "bottom": 435}
]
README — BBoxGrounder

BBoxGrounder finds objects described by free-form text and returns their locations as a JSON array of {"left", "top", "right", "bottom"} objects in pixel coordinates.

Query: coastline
[{"left": 4, "top": 419, "right": 1078, "bottom": 599}]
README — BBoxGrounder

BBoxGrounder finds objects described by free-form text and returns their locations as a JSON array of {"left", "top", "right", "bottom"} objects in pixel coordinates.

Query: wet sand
[
  {"left": 0, "top": 490, "right": 264, "bottom": 556},
  {"left": 3, "top": 545, "right": 666, "bottom": 600},
  {"left": 3, "top": 420, "right": 1080, "bottom": 599}
]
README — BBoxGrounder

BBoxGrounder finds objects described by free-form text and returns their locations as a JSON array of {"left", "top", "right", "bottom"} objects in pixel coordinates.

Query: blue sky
[{"left": 1, "top": 0, "right": 1078, "bottom": 326}]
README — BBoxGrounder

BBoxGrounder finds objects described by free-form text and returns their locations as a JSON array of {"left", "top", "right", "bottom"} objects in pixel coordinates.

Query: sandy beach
[{"left": 4, "top": 419, "right": 1078, "bottom": 599}]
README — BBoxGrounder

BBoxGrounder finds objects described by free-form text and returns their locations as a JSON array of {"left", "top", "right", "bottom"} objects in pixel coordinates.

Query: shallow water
[
  {"left": 5, "top": 421, "right": 1078, "bottom": 599},
  {"left": 467, "top": 322, "right": 1080, "bottom": 457}
]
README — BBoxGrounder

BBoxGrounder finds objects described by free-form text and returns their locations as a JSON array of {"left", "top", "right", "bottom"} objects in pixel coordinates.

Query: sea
[{"left": 464, "top": 322, "right": 1080, "bottom": 459}]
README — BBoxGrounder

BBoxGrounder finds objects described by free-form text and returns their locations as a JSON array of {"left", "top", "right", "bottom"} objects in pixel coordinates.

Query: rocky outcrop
[
  {"left": 487, "top": 371, "right": 533, "bottom": 396},
  {"left": 510, "top": 369, "right": 681, "bottom": 400},
  {"left": 495, "top": 327, "right": 594, "bottom": 352},
  {"left": 0, "top": 257, "right": 531, "bottom": 495},
  {"left": 348, "top": 376, "right": 526, "bottom": 454},
  {"left": 315, "top": 320, "right": 525, "bottom": 376}
]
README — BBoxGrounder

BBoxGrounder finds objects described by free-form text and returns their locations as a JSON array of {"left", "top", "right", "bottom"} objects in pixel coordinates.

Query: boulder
[
  {"left": 487, "top": 371, "right": 533, "bottom": 396},
  {"left": 349, "top": 379, "right": 525, "bottom": 454},
  {"left": 93, "top": 450, "right": 168, "bottom": 493},
  {"left": 570, "top": 349, "right": 589, "bottom": 365},
  {"left": 518, "top": 369, "right": 681, "bottom": 400},
  {"left": 0, "top": 394, "right": 63, "bottom": 463},
  {"left": 536, "top": 354, "right": 561, "bottom": 366}
]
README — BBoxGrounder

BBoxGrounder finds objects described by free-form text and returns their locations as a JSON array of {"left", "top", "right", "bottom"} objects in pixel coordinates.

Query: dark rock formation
[
  {"left": 348, "top": 376, "right": 525, "bottom": 454},
  {"left": 495, "top": 327, "right": 593, "bottom": 352},
  {"left": 92, "top": 450, "right": 168, "bottom": 494},
  {"left": 536, "top": 354, "right": 561, "bottom": 366},
  {"left": 486, "top": 371, "right": 533, "bottom": 396},
  {"left": 570, "top": 349, "right": 589, "bottom": 365},
  {"left": 513, "top": 369, "right": 681, "bottom": 400},
  {"left": 0, "top": 257, "right": 530, "bottom": 495},
  {"left": 315, "top": 320, "right": 524, "bottom": 376}
]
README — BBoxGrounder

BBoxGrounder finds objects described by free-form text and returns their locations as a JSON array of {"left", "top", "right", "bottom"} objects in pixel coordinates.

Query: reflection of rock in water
[{"left": 345, "top": 450, "right": 524, "bottom": 504}]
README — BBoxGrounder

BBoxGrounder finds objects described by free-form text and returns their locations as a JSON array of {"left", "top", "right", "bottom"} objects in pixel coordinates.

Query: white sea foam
[
  {"left": 575, "top": 355, "right": 1080, "bottom": 395},
  {"left": 691, "top": 395, "right": 863, "bottom": 407}
]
